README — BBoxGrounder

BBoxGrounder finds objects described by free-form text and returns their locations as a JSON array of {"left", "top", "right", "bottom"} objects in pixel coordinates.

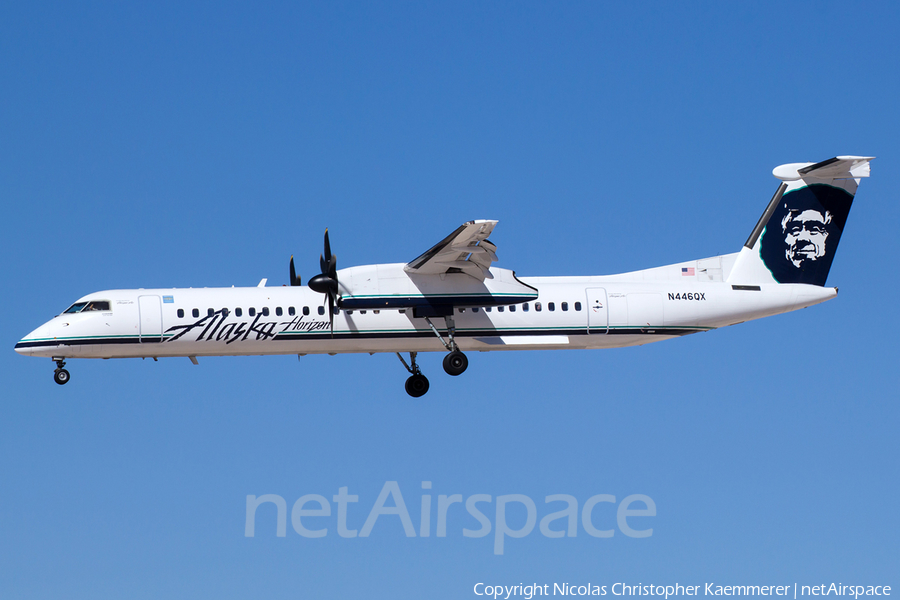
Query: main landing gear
[
  {"left": 397, "top": 316, "right": 470, "bottom": 397},
  {"left": 53, "top": 358, "right": 70, "bottom": 385},
  {"left": 424, "top": 315, "right": 468, "bottom": 377},
  {"left": 397, "top": 352, "right": 429, "bottom": 398}
]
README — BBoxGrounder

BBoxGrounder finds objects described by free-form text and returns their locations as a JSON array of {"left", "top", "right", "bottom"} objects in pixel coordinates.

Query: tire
[
  {"left": 54, "top": 369, "right": 70, "bottom": 385},
  {"left": 442, "top": 351, "right": 468, "bottom": 376},
  {"left": 405, "top": 374, "right": 429, "bottom": 397}
]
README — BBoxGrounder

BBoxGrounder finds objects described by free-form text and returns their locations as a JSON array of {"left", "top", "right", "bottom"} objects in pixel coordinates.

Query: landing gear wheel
[
  {"left": 443, "top": 350, "right": 468, "bottom": 376},
  {"left": 54, "top": 369, "right": 70, "bottom": 385},
  {"left": 405, "top": 374, "right": 430, "bottom": 398}
]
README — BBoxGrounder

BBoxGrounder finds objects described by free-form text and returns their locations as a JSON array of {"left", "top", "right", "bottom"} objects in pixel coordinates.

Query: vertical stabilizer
[{"left": 727, "top": 156, "right": 873, "bottom": 286}]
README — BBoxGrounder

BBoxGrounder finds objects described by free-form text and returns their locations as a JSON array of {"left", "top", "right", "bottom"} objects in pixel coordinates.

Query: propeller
[
  {"left": 289, "top": 255, "right": 301, "bottom": 286},
  {"left": 307, "top": 229, "right": 340, "bottom": 334}
]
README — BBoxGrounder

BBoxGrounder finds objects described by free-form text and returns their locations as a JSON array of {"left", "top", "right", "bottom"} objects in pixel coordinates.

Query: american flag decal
[{"left": 682, "top": 267, "right": 695, "bottom": 276}]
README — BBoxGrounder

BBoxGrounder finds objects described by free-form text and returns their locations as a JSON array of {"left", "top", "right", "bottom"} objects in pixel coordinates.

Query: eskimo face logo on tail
[
  {"left": 782, "top": 207, "right": 831, "bottom": 268},
  {"left": 759, "top": 184, "right": 853, "bottom": 286}
]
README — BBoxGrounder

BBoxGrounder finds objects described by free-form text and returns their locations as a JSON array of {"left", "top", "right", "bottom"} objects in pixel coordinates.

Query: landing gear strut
[
  {"left": 53, "top": 358, "right": 70, "bottom": 385},
  {"left": 397, "top": 352, "right": 429, "bottom": 398},
  {"left": 424, "top": 316, "right": 469, "bottom": 376}
]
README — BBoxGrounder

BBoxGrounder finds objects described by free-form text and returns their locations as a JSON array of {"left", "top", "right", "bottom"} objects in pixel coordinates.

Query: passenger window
[
  {"left": 472, "top": 307, "right": 479, "bottom": 313},
  {"left": 498, "top": 306, "right": 504, "bottom": 312},
  {"left": 192, "top": 308, "right": 199, "bottom": 318},
  {"left": 458, "top": 308, "right": 465, "bottom": 313},
  {"left": 523, "top": 303, "right": 529, "bottom": 312},
  {"left": 262, "top": 307, "right": 269, "bottom": 316},
  {"left": 562, "top": 302, "right": 568, "bottom": 311},
  {"left": 535, "top": 302, "right": 542, "bottom": 312},
  {"left": 303, "top": 306, "right": 310, "bottom": 316},
  {"left": 177, "top": 309, "right": 184, "bottom": 318},
  {"left": 509, "top": 305, "right": 516, "bottom": 312},
  {"left": 276, "top": 307, "right": 283, "bottom": 316},
  {"left": 575, "top": 302, "right": 582, "bottom": 311},
  {"left": 399, "top": 309, "right": 406, "bottom": 314},
  {"left": 346, "top": 310, "right": 353, "bottom": 315},
  {"left": 485, "top": 307, "right": 492, "bottom": 312},
  {"left": 318, "top": 306, "right": 325, "bottom": 315},
  {"left": 236, "top": 308, "right": 242, "bottom": 317},
  {"left": 222, "top": 308, "right": 229, "bottom": 317},
  {"left": 249, "top": 308, "right": 256, "bottom": 317},
  {"left": 208, "top": 308, "right": 215, "bottom": 317},
  {"left": 548, "top": 302, "right": 555, "bottom": 311},
  {"left": 373, "top": 310, "right": 380, "bottom": 314},
  {"left": 288, "top": 307, "right": 295, "bottom": 316}
]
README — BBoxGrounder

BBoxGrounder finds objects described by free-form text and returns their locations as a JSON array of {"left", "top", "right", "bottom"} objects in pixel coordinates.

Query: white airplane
[{"left": 16, "top": 156, "right": 873, "bottom": 397}]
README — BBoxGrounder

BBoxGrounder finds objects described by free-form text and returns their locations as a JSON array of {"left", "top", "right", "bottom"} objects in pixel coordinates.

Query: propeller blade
[
  {"left": 289, "top": 256, "right": 300, "bottom": 286},
  {"left": 324, "top": 229, "right": 332, "bottom": 263},
  {"left": 319, "top": 229, "right": 338, "bottom": 277},
  {"left": 318, "top": 257, "right": 337, "bottom": 277}
]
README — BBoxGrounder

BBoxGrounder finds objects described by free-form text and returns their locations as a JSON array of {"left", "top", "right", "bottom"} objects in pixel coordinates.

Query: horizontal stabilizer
[{"left": 773, "top": 156, "right": 874, "bottom": 181}]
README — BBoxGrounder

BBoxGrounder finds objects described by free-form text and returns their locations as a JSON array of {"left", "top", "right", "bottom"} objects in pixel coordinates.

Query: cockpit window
[{"left": 63, "top": 300, "right": 111, "bottom": 313}]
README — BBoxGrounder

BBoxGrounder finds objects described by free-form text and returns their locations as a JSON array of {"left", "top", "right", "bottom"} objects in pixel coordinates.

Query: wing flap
[{"left": 405, "top": 220, "right": 499, "bottom": 281}]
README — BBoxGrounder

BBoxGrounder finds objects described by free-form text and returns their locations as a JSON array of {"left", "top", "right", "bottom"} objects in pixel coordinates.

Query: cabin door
[
  {"left": 585, "top": 288, "right": 608, "bottom": 333},
  {"left": 138, "top": 295, "right": 163, "bottom": 342}
]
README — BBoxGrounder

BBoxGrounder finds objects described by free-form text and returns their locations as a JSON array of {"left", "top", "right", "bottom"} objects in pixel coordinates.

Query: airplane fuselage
[{"left": 15, "top": 258, "right": 836, "bottom": 361}]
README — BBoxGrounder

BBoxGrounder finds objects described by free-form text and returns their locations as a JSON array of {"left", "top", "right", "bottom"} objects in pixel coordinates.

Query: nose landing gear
[{"left": 53, "top": 359, "right": 70, "bottom": 385}]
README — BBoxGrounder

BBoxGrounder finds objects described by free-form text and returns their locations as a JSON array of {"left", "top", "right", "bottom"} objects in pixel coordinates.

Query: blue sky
[{"left": 1, "top": 2, "right": 898, "bottom": 598}]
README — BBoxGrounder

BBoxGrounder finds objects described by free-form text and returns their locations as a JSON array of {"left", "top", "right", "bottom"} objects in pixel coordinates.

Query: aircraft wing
[{"left": 404, "top": 220, "right": 499, "bottom": 281}]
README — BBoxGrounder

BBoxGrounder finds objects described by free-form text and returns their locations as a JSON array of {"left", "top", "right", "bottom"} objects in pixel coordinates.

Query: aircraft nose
[{"left": 15, "top": 321, "right": 55, "bottom": 357}]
